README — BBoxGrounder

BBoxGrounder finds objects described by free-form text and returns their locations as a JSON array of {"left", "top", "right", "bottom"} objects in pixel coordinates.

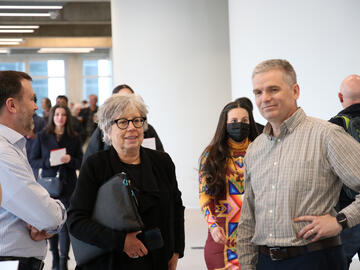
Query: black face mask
[{"left": 226, "top": 122, "right": 250, "bottom": 142}]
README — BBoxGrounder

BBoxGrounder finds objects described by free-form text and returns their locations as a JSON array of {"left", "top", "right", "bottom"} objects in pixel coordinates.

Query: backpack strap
[{"left": 333, "top": 115, "right": 350, "bottom": 130}]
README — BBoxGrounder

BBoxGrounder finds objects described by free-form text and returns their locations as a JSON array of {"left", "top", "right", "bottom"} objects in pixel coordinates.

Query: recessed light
[
  {"left": 0, "top": 38, "right": 23, "bottom": 42},
  {"left": 0, "top": 41, "right": 20, "bottom": 45},
  {"left": 38, "top": 48, "right": 95, "bottom": 54},
  {"left": 0, "top": 29, "right": 34, "bottom": 33},
  {"left": 0, "top": 13, "right": 51, "bottom": 17},
  {"left": 0, "top": 6, "right": 63, "bottom": 10},
  {"left": 0, "top": 25, "right": 39, "bottom": 29}
]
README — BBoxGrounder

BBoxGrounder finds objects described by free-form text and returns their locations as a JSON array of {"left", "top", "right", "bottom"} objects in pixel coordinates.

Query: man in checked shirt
[{"left": 237, "top": 59, "right": 360, "bottom": 270}]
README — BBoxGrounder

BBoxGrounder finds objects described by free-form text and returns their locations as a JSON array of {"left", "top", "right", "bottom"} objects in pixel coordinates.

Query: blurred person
[
  {"left": 42, "top": 97, "right": 52, "bottom": 122},
  {"left": 199, "top": 99, "right": 259, "bottom": 270},
  {"left": 67, "top": 94, "right": 185, "bottom": 270},
  {"left": 81, "top": 100, "right": 88, "bottom": 108},
  {"left": 30, "top": 104, "right": 83, "bottom": 270},
  {"left": 78, "top": 94, "right": 98, "bottom": 144},
  {"left": 69, "top": 101, "right": 74, "bottom": 112},
  {"left": 72, "top": 103, "right": 82, "bottom": 117},
  {"left": 234, "top": 97, "right": 265, "bottom": 133},
  {"left": 56, "top": 95, "right": 68, "bottom": 107},
  {"left": 0, "top": 70, "right": 66, "bottom": 269},
  {"left": 55, "top": 95, "right": 82, "bottom": 141},
  {"left": 330, "top": 74, "right": 360, "bottom": 268},
  {"left": 83, "top": 84, "right": 164, "bottom": 163},
  {"left": 237, "top": 59, "right": 360, "bottom": 270}
]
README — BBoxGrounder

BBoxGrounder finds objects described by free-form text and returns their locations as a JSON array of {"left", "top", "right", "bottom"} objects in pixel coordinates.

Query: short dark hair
[
  {"left": 112, "top": 84, "right": 134, "bottom": 94},
  {"left": 0, "top": 70, "right": 32, "bottom": 110},
  {"left": 56, "top": 95, "right": 68, "bottom": 105}
]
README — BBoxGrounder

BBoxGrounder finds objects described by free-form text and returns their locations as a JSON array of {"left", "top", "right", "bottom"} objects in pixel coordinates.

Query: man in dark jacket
[
  {"left": 330, "top": 74, "right": 360, "bottom": 268},
  {"left": 83, "top": 85, "right": 164, "bottom": 164}
]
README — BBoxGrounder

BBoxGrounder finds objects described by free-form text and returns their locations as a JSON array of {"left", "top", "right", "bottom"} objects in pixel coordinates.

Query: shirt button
[
  {"left": 274, "top": 162, "right": 277, "bottom": 166},
  {"left": 277, "top": 139, "right": 281, "bottom": 142},
  {"left": 269, "top": 209, "right": 273, "bottom": 214},
  {"left": 269, "top": 233, "right": 273, "bottom": 237},
  {"left": 272, "top": 185, "right": 275, "bottom": 189}
]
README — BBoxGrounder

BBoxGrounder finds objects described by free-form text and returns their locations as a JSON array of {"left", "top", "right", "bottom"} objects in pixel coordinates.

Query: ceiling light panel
[
  {"left": 0, "top": 13, "right": 51, "bottom": 17},
  {"left": 0, "top": 38, "right": 23, "bottom": 42},
  {"left": 0, "top": 6, "right": 62, "bottom": 10},
  {"left": 0, "top": 41, "right": 20, "bottom": 45},
  {"left": 38, "top": 48, "right": 95, "bottom": 54},
  {"left": 0, "top": 25, "right": 39, "bottom": 29},
  {"left": 0, "top": 29, "right": 34, "bottom": 33}
]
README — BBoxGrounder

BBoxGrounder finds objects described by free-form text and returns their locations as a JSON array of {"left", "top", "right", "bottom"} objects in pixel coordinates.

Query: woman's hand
[
  {"left": 210, "top": 227, "right": 227, "bottom": 245},
  {"left": 168, "top": 253, "right": 179, "bottom": 270},
  {"left": 123, "top": 231, "right": 148, "bottom": 259},
  {"left": 61, "top": 154, "right": 71, "bottom": 164}
]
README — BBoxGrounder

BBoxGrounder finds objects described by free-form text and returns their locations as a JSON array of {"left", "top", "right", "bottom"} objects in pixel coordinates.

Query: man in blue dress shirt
[{"left": 0, "top": 70, "right": 67, "bottom": 270}]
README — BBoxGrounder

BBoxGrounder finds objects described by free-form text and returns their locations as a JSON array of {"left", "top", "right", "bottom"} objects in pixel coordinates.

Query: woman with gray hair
[{"left": 67, "top": 94, "right": 185, "bottom": 270}]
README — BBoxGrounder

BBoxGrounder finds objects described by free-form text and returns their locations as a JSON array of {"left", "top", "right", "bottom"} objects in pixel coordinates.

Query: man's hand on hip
[{"left": 293, "top": 214, "right": 342, "bottom": 242}]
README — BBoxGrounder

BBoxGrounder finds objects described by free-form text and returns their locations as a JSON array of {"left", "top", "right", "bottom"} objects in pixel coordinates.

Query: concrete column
[{"left": 111, "top": 0, "right": 231, "bottom": 208}]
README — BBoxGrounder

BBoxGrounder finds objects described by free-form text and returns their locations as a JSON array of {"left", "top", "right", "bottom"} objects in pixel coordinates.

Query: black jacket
[
  {"left": 29, "top": 130, "right": 83, "bottom": 206},
  {"left": 67, "top": 146, "right": 185, "bottom": 270},
  {"left": 83, "top": 124, "right": 164, "bottom": 164},
  {"left": 330, "top": 103, "right": 360, "bottom": 209}
]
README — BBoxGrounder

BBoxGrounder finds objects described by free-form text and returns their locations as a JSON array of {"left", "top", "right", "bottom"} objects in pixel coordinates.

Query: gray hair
[
  {"left": 98, "top": 93, "right": 148, "bottom": 145},
  {"left": 252, "top": 59, "right": 297, "bottom": 86}
]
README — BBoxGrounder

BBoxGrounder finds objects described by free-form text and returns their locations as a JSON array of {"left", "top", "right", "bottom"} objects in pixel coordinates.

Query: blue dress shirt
[{"left": 0, "top": 124, "right": 66, "bottom": 260}]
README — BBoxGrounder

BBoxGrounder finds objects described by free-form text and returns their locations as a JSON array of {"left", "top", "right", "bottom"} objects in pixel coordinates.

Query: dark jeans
[
  {"left": 49, "top": 223, "right": 70, "bottom": 259},
  {"left": 341, "top": 224, "right": 360, "bottom": 268},
  {"left": 257, "top": 245, "right": 347, "bottom": 270}
]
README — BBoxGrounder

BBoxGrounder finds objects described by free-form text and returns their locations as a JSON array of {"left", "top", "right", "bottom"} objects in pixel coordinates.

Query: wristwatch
[{"left": 336, "top": 213, "right": 348, "bottom": 230}]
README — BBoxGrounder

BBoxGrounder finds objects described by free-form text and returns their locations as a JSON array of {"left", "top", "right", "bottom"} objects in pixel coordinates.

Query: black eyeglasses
[{"left": 111, "top": 117, "right": 147, "bottom": 130}]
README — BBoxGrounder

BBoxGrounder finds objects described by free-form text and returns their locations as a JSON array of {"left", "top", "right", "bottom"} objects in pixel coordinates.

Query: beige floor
[{"left": 43, "top": 209, "right": 360, "bottom": 270}]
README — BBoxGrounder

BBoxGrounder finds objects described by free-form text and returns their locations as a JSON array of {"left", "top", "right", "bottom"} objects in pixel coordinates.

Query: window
[
  {"left": 83, "top": 59, "right": 112, "bottom": 105},
  {"left": 30, "top": 60, "right": 66, "bottom": 115},
  {"left": 0, "top": 62, "right": 25, "bottom": 71}
]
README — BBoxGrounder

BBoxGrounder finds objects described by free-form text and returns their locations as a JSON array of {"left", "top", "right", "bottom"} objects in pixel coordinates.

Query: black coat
[
  {"left": 29, "top": 130, "right": 83, "bottom": 206},
  {"left": 67, "top": 146, "right": 185, "bottom": 270}
]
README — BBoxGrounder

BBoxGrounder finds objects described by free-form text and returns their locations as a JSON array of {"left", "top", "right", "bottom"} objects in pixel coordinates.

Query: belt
[
  {"left": 259, "top": 235, "right": 341, "bottom": 261},
  {"left": 0, "top": 256, "right": 44, "bottom": 270}
]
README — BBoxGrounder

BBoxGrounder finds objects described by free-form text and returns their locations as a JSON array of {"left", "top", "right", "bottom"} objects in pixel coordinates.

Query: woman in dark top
[
  {"left": 29, "top": 104, "right": 83, "bottom": 270},
  {"left": 67, "top": 93, "right": 185, "bottom": 270}
]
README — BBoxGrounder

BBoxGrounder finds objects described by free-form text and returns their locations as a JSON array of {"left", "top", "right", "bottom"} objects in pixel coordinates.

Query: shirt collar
[
  {"left": 263, "top": 108, "right": 306, "bottom": 139},
  {"left": 0, "top": 123, "right": 26, "bottom": 147}
]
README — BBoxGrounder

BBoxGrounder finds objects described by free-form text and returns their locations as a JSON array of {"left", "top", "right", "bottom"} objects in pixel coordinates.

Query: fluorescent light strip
[
  {"left": 0, "top": 29, "right": 34, "bottom": 33},
  {"left": 0, "top": 25, "right": 39, "bottom": 29},
  {"left": 0, "top": 38, "right": 23, "bottom": 42},
  {"left": 38, "top": 48, "right": 95, "bottom": 54},
  {"left": 0, "top": 49, "right": 9, "bottom": 53},
  {"left": 0, "top": 6, "right": 63, "bottom": 10},
  {"left": 0, "top": 41, "right": 20, "bottom": 45},
  {"left": 0, "top": 13, "right": 50, "bottom": 17}
]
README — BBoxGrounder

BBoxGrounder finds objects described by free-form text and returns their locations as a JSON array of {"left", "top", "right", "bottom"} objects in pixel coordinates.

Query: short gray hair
[
  {"left": 98, "top": 93, "right": 148, "bottom": 145},
  {"left": 252, "top": 59, "right": 297, "bottom": 86}
]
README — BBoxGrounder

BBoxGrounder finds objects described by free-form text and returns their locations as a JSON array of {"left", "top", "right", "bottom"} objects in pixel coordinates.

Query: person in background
[
  {"left": 83, "top": 84, "right": 164, "bottom": 163},
  {"left": 42, "top": 97, "right": 52, "bottom": 122},
  {"left": 81, "top": 100, "right": 88, "bottom": 108},
  {"left": 0, "top": 70, "right": 66, "bottom": 269},
  {"left": 56, "top": 95, "right": 82, "bottom": 142},
  {"left": 78, "top": 94, "right": 98, "bottom": 144},
  {"left": 234, "top": 97, "right": 265, "bottom": 133},
  {"left": 330, "top": 74, "right": 360, "bottom": 268},
  {"left": 68, "top": 93, "right": 184, "bottom": 270},
  {"left": 25, "top": 111, "right": 46, "bottom": 179},
  {"left": 199, "top": 99, "right": 259, "bottom": 270},
  {"left": 237, "top": 59, "right": 360, "bottom": 270},
  {"left": 30, "top": 104, "right": 83, "bottom": 270}
]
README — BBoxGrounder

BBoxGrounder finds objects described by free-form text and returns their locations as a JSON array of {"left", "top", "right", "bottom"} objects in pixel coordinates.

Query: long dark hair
[
  {"left": 201, "top": 99, "right": 259, "bottom": 198},
  {"left": 45, "top": 104, "right": 76, "bottom": 137}
]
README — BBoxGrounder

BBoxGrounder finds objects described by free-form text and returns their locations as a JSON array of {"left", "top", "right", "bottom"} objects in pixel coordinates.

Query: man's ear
[
  {"left": 5, "top": 97, "right": 18, "bottom": 114},
  {"left": 338, "top": 92, "right": 344, "bottom": 103},
  {"left": 293, "top": 83, "right": 300, "bottom": 100}
]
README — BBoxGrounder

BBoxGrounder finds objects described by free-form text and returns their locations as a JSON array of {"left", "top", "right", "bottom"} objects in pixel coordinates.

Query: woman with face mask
[{"left": 199, "top": 99, "right": 260, "bottom": 270}]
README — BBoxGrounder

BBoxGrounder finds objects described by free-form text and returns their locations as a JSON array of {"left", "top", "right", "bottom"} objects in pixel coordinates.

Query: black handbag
[
  {"left": 37, "top": 169, "right": 62, "bottom": 198},
  {"left": 70, "top": 172, "right": 144, "bottom": 265}
]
